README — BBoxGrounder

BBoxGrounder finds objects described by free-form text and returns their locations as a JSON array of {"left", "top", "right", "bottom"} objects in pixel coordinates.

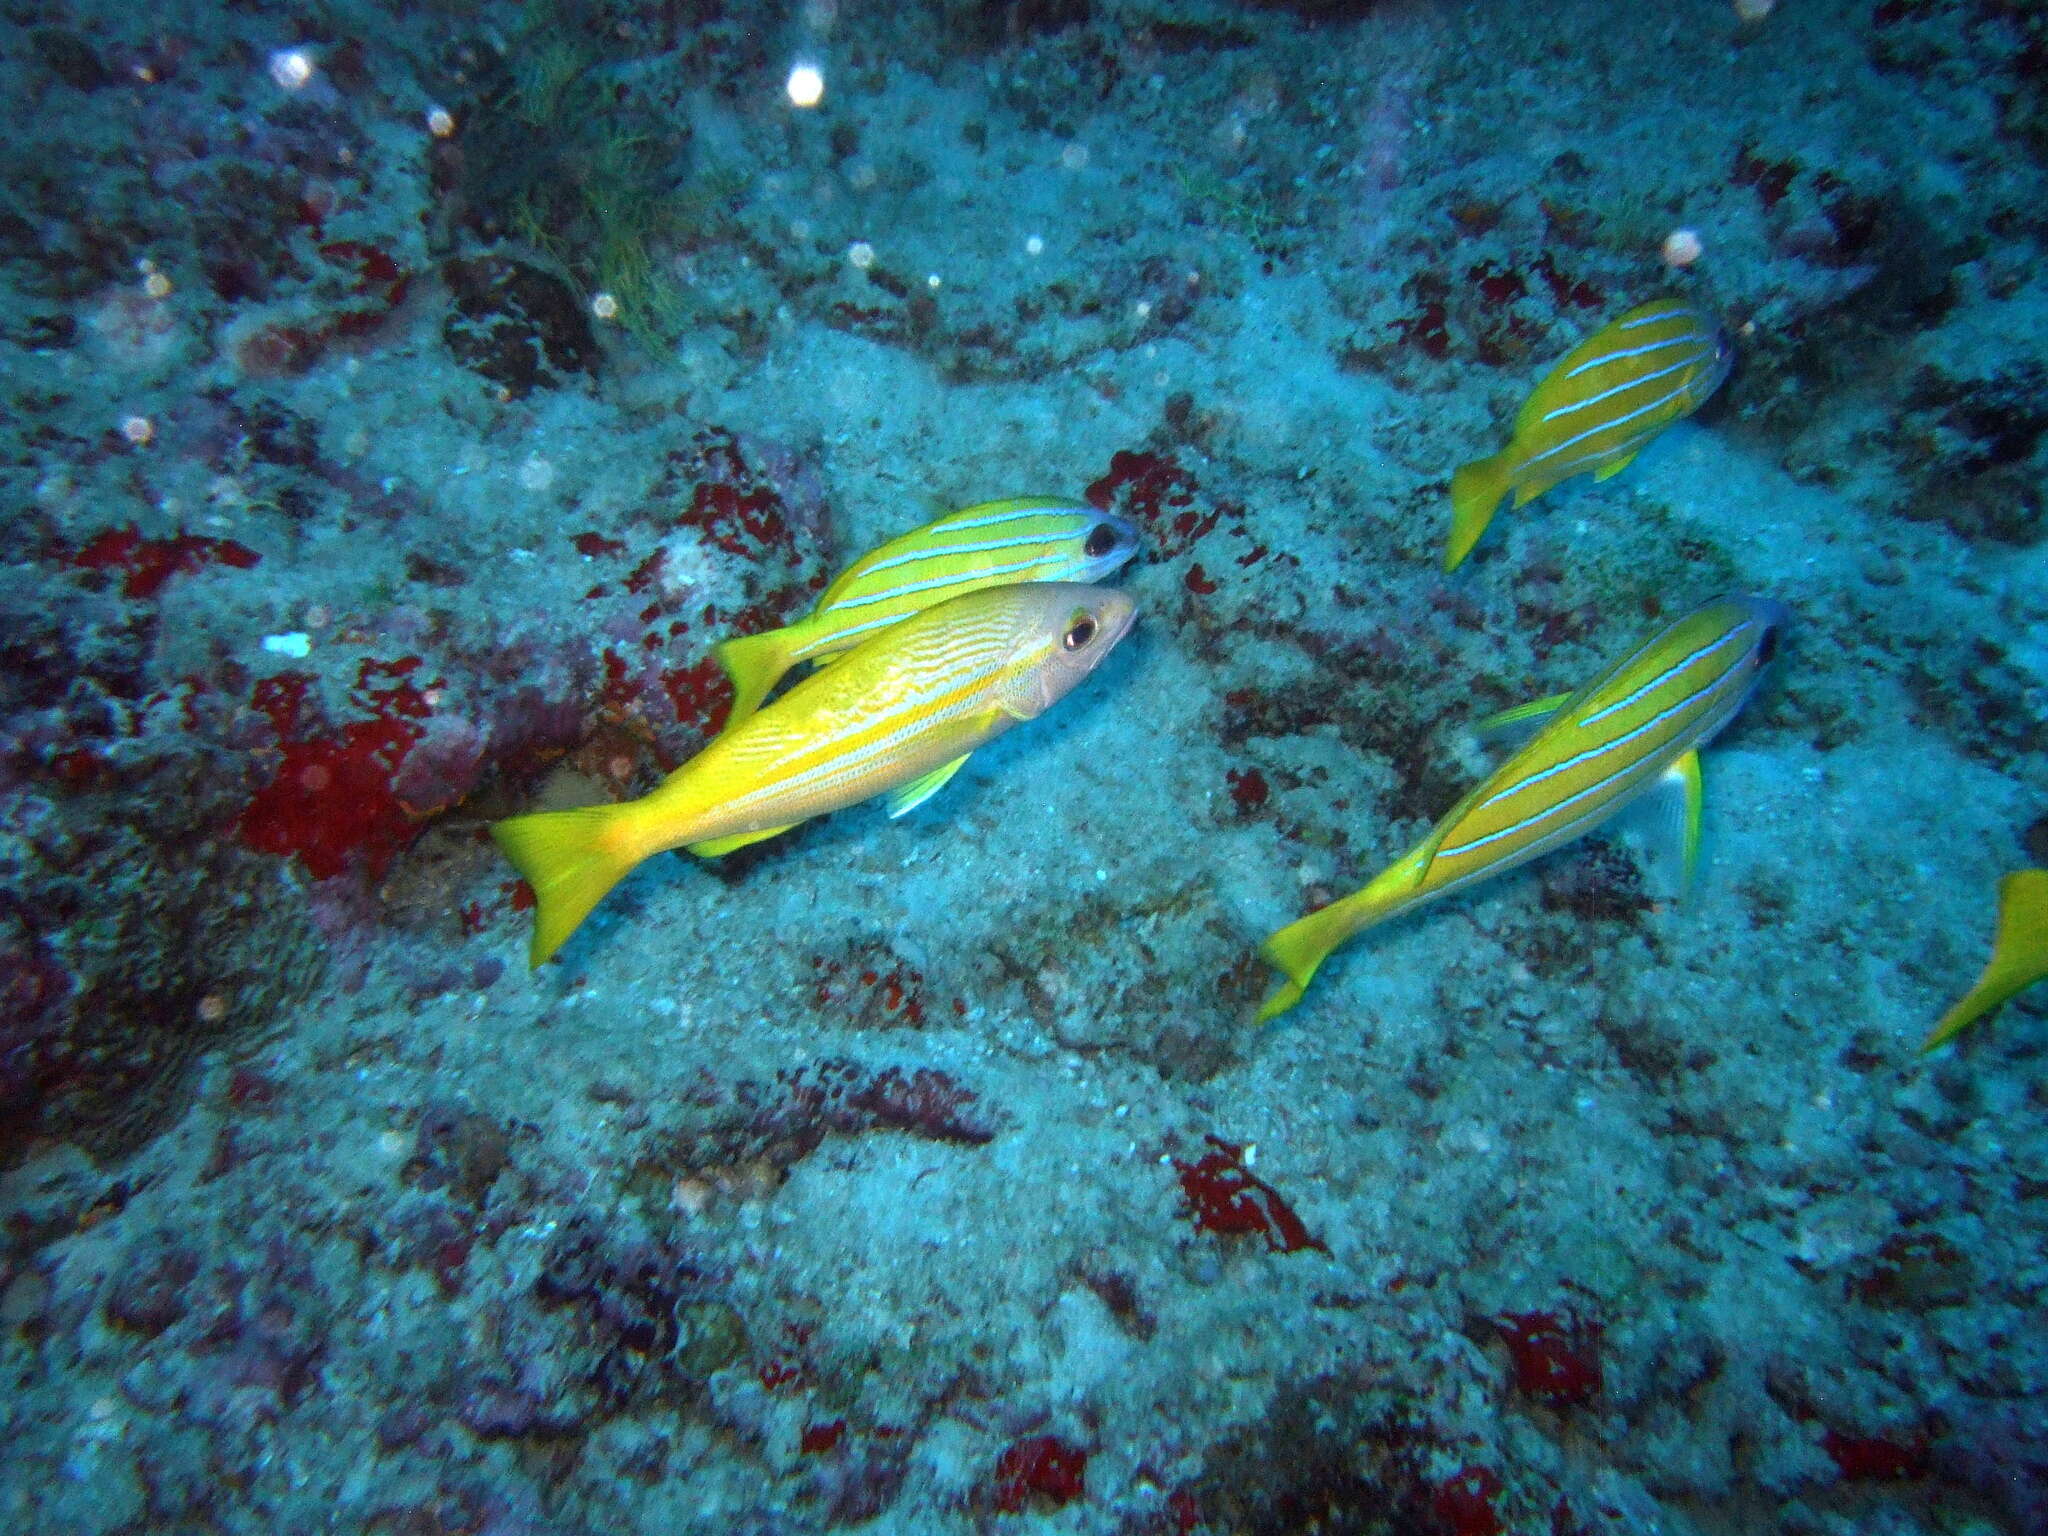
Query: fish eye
[
  {"left": 1083, "top": 523, "right": 1119, "bottom": 558},
  {"left": 1756, "top": 624, "right": 1779, "bottom": 665},
  {"left": 1062, "top": 614, "right": 1098, "bottom": 651}
]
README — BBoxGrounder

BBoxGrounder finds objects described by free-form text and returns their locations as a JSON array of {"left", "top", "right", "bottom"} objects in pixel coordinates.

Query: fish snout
[
  {"left": 1079, "top": 587, "right": 1138, "bottom": 666},
  {"left": 1706, "top": 325, "right": 1738, "bottom": 392},
  {"left": 1736, "top": 594, "right": 1792, "bottom": 668}
]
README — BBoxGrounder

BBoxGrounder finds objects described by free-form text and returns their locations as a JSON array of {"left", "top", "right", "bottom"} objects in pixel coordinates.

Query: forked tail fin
[
  {"left": 1922, "top": 869, "right": 2048, "bottom": 1051},
  {"left": 1255, "top": 847, "right": 1435, "bottom": 1022},
  {"left": 713, "top": 628, "right": 796, "bottom": 731},
  {"left": 1256, "top": 891, "right": 1379, "bottom": 1023},
  {"left": 1445, "top": 452, "right": 1514, "bottom": 572},
  {"left": 490, "top": 804, "right": 647, "bottom": 968}
]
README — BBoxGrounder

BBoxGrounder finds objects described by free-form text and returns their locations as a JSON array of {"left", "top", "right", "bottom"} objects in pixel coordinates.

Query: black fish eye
[
  {"left": 1063, "top": 615, "right": 1098, "bottom": 651},
  {"left": 1756, "top": 625, "right": 1779, "bottom": 665},
  {"left": 1083, "top": 523, "right": 1118, "bottom": 558}
]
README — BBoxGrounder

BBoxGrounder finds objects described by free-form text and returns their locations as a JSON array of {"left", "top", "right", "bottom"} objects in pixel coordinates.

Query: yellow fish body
[
  {"left": 494, "top": 582, "right": 1137, "bottom": 967},
  {"left": 1922, "top": 869, "right": 2048, "bottom": 1051},
  {"left": 1446, "top": 300, "right": 1733, "bottom": 571},
  {"left": 1257, "top": 595, "right": 1786, "bottom": 1022},
  {"left": 715, "top": 497, "right": 1140, "bottom": 727}
]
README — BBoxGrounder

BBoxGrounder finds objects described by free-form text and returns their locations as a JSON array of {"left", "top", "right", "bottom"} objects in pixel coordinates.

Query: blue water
[{"left": 2, "top": 1, "right": 2044, "bottom": 1531}]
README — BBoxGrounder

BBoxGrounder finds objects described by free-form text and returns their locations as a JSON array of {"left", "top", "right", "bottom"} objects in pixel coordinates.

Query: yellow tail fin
[
  {"left": 1445, "top": 452, "right": 1514, "bottom": 572},
  {"left": 1255, "top": 849, "right": 1436, "bottom": 1022},
  {"left": 490, "top": 805, "right": 646, "bottom": 968},
  {"left": 1256, "top": 893, "right": 1378, "bottom": 1023},
  {"left": 1922, "top": 869, "right": 2048, "bottom": 1051},
  {"left": 714, "top": 628, "right": 796, "bottom": 731}
]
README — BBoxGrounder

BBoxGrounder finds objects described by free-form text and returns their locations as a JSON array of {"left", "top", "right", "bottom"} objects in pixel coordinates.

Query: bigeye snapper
[
  {"left": 715, "top": 497, "right": 1140, "bottom": 727},
  {"left": 1256, "top": 595, "right": 1786, "bottom": 1022},
  {"left": 1446, "top": 300, "right": 1733, "bottom": 571},
  {"left": 1922, "top": 869, "right": 2048, "bottom": 1051},
  {"left": 494, "top": 582, "right": 1137, "bottom": 967}
]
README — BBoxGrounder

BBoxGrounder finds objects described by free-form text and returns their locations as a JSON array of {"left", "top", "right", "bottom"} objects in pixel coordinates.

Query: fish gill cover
[{"left": 0, "top": 1, "right": 2045, "bottom": 1535}]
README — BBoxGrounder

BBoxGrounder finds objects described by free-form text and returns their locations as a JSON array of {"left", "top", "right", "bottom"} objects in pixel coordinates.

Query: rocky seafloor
[{"left": 2, "top": 0, "right": 2046, "bottom": 1532}]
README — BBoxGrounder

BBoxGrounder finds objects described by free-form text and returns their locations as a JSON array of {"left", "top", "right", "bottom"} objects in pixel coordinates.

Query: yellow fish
[
  {"left": 1257, "top": 595, "right": 1785, "bottom": 1022},
  {"left": 715, "top": 497, "right": 1140, "bottom": 728},
  {"left": 1446, "top": 299, "right": 1733, "bottom": 571},
  {"left": 494, "top": 582, "right": 1137, "bottom": 967},
  {"left": 1922, "top": 869, "right": 2048, "bottom": 1051}
]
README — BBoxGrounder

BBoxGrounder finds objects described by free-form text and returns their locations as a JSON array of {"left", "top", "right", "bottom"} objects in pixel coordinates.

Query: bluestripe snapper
[
  {"left": 1256, "top": 595, "right": 1786, "bottom": 1022},
  {"left": 715, "top": 497, "right": 1140, "bottom": 728},
  {"left": 1922, "top": 870, "right": 2048, "bottom": 1051},
  {"left": 1446, "top": 300, "right": 1733, "bottom": 571},
  {"left": 493, "top": 583, "right": 1136, "bottom": 967}
]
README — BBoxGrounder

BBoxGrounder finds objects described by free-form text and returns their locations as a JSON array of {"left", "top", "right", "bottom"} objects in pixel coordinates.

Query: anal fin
[
  {"left": 1593, "top": 446, "right": 1645, "bottom": 482},
  {"left": 687, "top": 824, "right": 797, "bottom": 859}
]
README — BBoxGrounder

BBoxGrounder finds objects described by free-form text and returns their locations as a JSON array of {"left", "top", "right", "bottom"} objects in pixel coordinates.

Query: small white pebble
[
  {"left": 262, "top": 631, "right": 312, "bottom": 658},
  {"left": 1661, "top": 227, "right": 1705, "bottom": 268},
  {"left": 268, "top": 49, "right": 314, "bottom": 91},
  {"left": 847, "top": 241, "right": 875, "bottom": 270}
]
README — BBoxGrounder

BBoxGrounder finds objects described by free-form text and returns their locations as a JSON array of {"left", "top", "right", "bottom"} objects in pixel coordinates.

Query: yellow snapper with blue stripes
[
  {"left": 1445, "top": 300, "right": 1733, "bottom": 571},
  {"left": 714, "top": 497, "right": 1140, "bottom": 728},
  {"left": 493, "top": 582, "right": 1137, "bottom": 967},
  {"left": 1256, "top": 595, "right": 1786, "bottom": 1022}
]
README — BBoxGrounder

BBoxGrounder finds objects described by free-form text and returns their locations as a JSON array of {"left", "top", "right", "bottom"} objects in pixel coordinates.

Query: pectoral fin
[
  {"left": 886, "top": 754, "right": 971, "bottom": 818},
  {"left": 687, "top": 824, "right": 797, "bottom": 858},
  {"left": 1647, "top": 749, "right": 1704, "bottom": 899}
]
